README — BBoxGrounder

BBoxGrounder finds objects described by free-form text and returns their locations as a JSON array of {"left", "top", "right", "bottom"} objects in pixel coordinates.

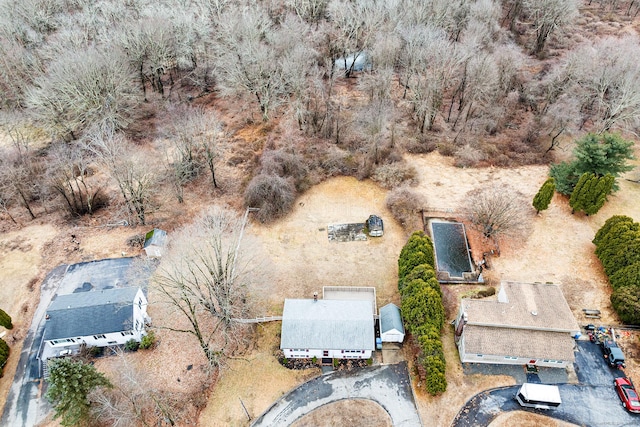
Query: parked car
[
  {"left": 614, "top": 377, "right": 640, "bottom": 414},
  {"left": 366, "top": 215, "right": 384, "bottom": 237},
  {"left": 602, "top": 339, "right": 626, "bottom": 369}
]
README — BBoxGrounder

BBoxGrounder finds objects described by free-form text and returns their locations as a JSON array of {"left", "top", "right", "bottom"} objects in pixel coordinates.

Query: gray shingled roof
[
  {"left": 380, "top": 303, "right": 404, "bottom": 335},
  {"left": 144, "top": 228, "right": 167, "bottom": 248},
  {"left": 45, "top": 287, "right": 140, "bottom": 341},
  {"left": 280, "top": 299, "right": 375, "bottom": 350}
]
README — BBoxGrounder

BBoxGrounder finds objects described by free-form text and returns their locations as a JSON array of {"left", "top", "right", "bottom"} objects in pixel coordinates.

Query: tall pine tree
[{"left": 532, "top": 177, "right": 555, "bottom": 214}]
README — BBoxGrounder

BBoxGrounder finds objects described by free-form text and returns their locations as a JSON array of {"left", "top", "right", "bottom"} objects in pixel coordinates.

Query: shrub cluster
[
  {"left": 0, "top": 309, "right": 13, "bottom": 329},
  {"left": 593, "top": 216, "right": 640, "bottom": 324},
  {"left": 0, "top": 338, "right": 9, "bottom": 377},
  {"left": 140, "top": 331, "right": 157, "bottom": 350},
  {"left": 398, "top": 231, "right": 447, "bottom": 395}
]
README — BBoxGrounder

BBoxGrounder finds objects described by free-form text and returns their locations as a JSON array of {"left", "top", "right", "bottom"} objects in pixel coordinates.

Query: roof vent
[{"left": 531, "top": 311, "right": 538, "bottom": 316}]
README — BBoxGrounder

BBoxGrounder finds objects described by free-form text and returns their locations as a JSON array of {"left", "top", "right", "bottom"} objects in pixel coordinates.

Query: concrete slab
[{"left": 382, "top": 342, "right": 404, "bottom": 365}]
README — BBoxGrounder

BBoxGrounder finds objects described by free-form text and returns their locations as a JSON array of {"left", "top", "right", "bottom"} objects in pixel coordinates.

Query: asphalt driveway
[
  {"left": 452, "top": 341, "right": 638, "bottom": 427},
  {"left": 251, "top": 362, "right": 421, "bottom": 427}
]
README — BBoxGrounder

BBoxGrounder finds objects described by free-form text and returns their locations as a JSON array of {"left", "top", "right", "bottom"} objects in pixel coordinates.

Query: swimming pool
[{"left": 428, "top": 219, "right": 475, "bottom": 281}]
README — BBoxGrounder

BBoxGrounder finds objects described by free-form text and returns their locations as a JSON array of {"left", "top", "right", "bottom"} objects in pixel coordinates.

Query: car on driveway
[{"left": 614, "top": 377, "right": 640, "bottom": 414}]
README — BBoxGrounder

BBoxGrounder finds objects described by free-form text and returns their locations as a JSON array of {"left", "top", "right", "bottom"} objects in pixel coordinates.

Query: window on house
[
  {"left": 93, "top": 334, "right": 106, "bottom": 340},
  {"left": 135, "top": 320, "right": 140, "bottom": 330},
  {"left": 138, "top": 299, "right": 142, "bottom": 309}
]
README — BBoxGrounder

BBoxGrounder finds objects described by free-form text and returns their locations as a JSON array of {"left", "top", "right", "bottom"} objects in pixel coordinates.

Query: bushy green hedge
[
  {"left": 0, "top": 338, "right": 9, "bottom": 378},
  {"left": 398, "top": 233, "right": 446, "bottom": 395},
  {"left": 398, "top": 231, "right": 435, "bottom": 279},
  {"left": 593, "top": 216, "right": 640, "bottom": 325}
]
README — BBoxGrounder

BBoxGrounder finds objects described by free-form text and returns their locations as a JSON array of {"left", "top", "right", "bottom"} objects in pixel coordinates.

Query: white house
[
  {"left": 280, "top": 298, "right": 375, "bottom": 361},
  {"left": 379, "top": 303, "right": 405, "bottom": 343},
  {"left": 143, "top": 228, "right": 167, "bottom": 258},
  {"left": 41, "top": 287, "right": 149, "bottom": 361},
  {"left": 454, "top": 281, "right": 580, "bottom": 368}
]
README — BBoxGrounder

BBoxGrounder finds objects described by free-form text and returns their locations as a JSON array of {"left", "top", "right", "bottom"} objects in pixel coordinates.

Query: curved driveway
[
  {"left": 251, "top": 362, "right": 421, "bottom": 427},
  {"left": 452, "top": 341, "right": 639, "bottom": 427}
]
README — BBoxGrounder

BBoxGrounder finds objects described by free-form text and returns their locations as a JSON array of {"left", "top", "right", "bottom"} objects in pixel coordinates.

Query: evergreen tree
[
  {"left": 550, "top": 133, "right": 635, "bottom": 195},
  {"left": 46, "top": 358, "right": 111, "bottom": 426},
  {"left": 573, "top": 133, "right": 635, "bottom": 180},
  {"left": 569, "top": 172, "right": 592, "bottom": 213},
  {"left": 532, "top": 177, "right": 555, "bottom": 214},
  {"left": 583, "top": 174, "right": 614, "bottom": 215},
  {"left": 0, "top": 338, "right": 9, "bottom": 377},
  {"left": 0, "top": 309, "right": 13, "bottom": 330}
]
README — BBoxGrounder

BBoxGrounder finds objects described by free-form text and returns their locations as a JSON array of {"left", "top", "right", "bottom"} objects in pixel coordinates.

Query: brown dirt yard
[{"left": 2, "top": 151, "right": 640, "bottom": 427}]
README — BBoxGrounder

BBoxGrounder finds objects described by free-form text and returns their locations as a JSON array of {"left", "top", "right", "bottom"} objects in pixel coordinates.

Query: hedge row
[
  {"left": 593, "top": 216, "right": 640, "bottom": 325},
  {"left": 398, "top": 231, "right": 447, "bottom": 395},
  {"left": 0, "top": 338, "right": 9, "bottom": 378}
]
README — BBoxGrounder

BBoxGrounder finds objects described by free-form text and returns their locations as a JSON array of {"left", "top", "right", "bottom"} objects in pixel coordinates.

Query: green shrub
[
  {"left": 550, "top": 161, "right": 580, "bottom": 195},
  {"left": 125, "top": 339, "right": 139, "bottom": 352},
  {"left": 476, "top": 287, "right": 496, "bottom": 298},
  {"left": 399, "top": 264, "right": 438, "bottom": 293},
  {"left": 311, "top": 356, "right": 317, "bottom": 365},
  {"left": 423, "top": 355, "right": 447, "bottom": 395},
  {"left": 532, "top": 177, "right": 555, "bottom": 214},
  {"left": 0, "top": 338, "right": 9, "bottom": 377},
  {"left": 611, "top": 285, "right": 640, "bottom": 325},
  {"left": 88, "top": 346, "right": 104, "bottom": 357},
  {"left": 398, "top": 231, "right": 435, "bottom": 279},
  {"left": 593, "top": 215, "right": 637, "bottom": 247},
  {"left": 140, "top": 331, "right": 156, "bottom": 350},
  {"left": 401, "top": 282, "right": 445, "bottom": 332},
  {"left": 610, "top": 262, "right": 640, "bottom": 291},
  {"left": 0, "top": 309, "right": 12, "bottom": 330}
]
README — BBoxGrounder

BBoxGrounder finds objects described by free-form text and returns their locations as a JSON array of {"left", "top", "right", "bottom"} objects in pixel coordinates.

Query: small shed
[
  {"left": 380, "top": 303, "right": 405, "bottom": 343},
  {"left": 143, "top": 229, "right": 167, "bottom": 258}
]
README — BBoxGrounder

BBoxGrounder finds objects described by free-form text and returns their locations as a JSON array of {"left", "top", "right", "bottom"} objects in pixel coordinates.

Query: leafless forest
[{"left": 1, "top": 0, "right": 640, "bottom": 226}]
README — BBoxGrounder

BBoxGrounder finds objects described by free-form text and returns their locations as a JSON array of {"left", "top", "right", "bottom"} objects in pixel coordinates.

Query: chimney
[{"left": 313, "top": 292, "right": 318, "bottom": 302}]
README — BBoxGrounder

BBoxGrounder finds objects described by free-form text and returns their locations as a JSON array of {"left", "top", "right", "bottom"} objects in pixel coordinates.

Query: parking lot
[{"left": 452, "top": 340, "right": 638, "bottom": 427}]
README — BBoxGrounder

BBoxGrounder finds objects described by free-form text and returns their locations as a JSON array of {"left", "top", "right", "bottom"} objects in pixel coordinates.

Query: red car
[{"left": 614, "top": 377, "right": 640, "bottom": 414}]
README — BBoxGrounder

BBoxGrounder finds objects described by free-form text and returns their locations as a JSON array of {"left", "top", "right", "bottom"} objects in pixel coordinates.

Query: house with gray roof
[
  {"left": 280, "top": 298, "right": 375, "bottom": 361},
  {"left": 453, "top": 281, "right": 580, "bottom": 368},
  {"left": 41, "top": 287, "right": 149, "bottom": 360},
  {"left": 380, "top": 303, "right": 405, "bottom": 343}
]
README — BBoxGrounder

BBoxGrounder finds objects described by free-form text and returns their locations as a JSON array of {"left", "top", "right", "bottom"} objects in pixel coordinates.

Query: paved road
[
  {"left": 251, "top": 362, "right": 421, "bottom": 427},
  {"left": 452, "top": 341, "right": 638, "bottom": 427}
]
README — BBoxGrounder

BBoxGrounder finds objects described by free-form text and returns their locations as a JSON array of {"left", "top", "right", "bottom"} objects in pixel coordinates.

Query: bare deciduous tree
[
  {"left": 546, "top": 35, "right": 640, "bottom": 133},
  {"left": 524, "top": 0, "right": 579, "bottom": 54},
  {"left": 85, "top": 127, "right": 156, "bottom": 225},
  {"left": 26, "top": 46, "right": 140, "bottom": 140},
  {"left": 464, "top": 184, "right": 529, "bottom": 244},
  {"left": 152, "top": 206, "right": 255, "bottom": 367},
  {"left": 46, "top": 142, "right": 105, "bottom": 216}
]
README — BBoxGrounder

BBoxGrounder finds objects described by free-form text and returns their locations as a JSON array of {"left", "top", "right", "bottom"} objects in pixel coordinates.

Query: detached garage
[{"left": 380, "top": 303, "right": 405, "bottom": 343}]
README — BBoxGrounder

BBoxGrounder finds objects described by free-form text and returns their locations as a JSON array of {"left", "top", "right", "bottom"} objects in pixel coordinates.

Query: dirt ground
[{"left": 2, "top": 151, "right": 640, "bottom": 427}]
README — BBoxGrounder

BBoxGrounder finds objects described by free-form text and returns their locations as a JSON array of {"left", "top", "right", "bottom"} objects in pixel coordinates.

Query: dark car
[
  {"left": 366, "top": 215, "right": 384, "bottom": 237},
  {"left": 614, "top": 377, "right": 640, "bottom": 414},
  {"left": 602, "top": 339, "right": 626, "bottom": 368}
]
